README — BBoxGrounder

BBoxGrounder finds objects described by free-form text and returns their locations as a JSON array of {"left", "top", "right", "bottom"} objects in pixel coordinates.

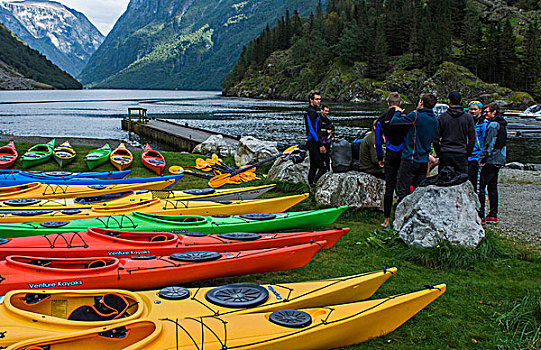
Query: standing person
[
  {"left": 467, "top": 101, "right": 487, "bottom": 191},
  {"left": 304, "top": 90, "right": 327, "bottom": 185},
  {"left": 320, "top": 104, "right": 335, "bottom": 171},
  {"left": 359, "top": 120, "right": 385, "bottom": 179},
  {"left": 390, "top": 93, "right": 439, "bottom": 203},
  {"left": 433, "top": 91, "right": 475, "bottom": 176},
  {"left": 478, "top": 102, "right": 507, "bottom": 223},
  {"left": 375, "top": 92, "right": 409, "bottom": 228}
]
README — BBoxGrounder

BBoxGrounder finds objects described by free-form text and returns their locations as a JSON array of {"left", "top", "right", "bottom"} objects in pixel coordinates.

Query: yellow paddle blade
[
  {"left": 211, "top": 154, "right": 221, "bottom": 163},
  {"left": 208, "top": 173, "right": 231, "bottom": 188},
  {"left": 195, "top": 158, "right": 212, "bottom": 171},
  {"left": 168, "top": 165, "right": 184, "bottom": 174}
]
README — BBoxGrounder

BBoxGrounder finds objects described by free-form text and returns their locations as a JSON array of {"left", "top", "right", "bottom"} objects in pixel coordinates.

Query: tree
[
  {"left": 518, "top": 20, "right": 541, "bottom": 94},
  {"left": 337, "top": 22, "right": 360, "bottom": 65},
  {"left": 499, "top": 19, "right": 518, "bottom": 87}
]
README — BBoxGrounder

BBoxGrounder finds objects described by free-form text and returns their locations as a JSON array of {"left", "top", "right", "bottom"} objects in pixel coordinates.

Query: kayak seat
[
  {"left": 55, "top": 152, "right": 72, "bottom": 157},
  {"left": 147, "top": 159, "right": 164, "bottom": 164},
  {"left": 24, "top": 154, "right": 42, "bottom": 158},
  {"left": 40, "top": 221, "right": 68, "bottom": 228},
  {"left": 68, "top": 293, "right": 129, "bottom": 322},
  {"left": 45, "top": 171, "right": 72, "bottom": 177},
  {"left": 85, "top": 260, "right": 107, "bottom": 269},
  {"left": 150, "top": 235, "right": 168, "bottom": 242},
  {"left": 182, "top": 217, "right": 200, "bottom": 223},
  {"left": 0, "top": 156, "right": 13, "bottom": 161}
]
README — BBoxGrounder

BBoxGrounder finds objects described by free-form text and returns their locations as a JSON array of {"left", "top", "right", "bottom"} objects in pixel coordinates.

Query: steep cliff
[
  {"left": 79, "top": 0, "right": 326, "bottom": 89},
  {"left": 0, "top": 0, "right": 104, "bottom": 76}
]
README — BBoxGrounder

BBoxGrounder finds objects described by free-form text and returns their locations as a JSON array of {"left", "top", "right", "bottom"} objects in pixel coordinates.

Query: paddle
[
  {"left": 208, "top": 145, "right": 298, "bottom": 188},
  {"left": 168, "top": 166, "right": 214, "bottom": 179}
]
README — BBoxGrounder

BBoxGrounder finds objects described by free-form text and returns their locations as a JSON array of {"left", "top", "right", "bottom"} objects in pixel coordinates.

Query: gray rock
[
  {"left": 315, "top": 171, "right": 384, "bottom": 210},
  {"left": 235, "top": 136, "right": 278, "bottom": 166},
  {"left": 267, "top": 157, "right": 310, "bottom": 184},
  {"left": 506, "top": 162, "right": 525, "bottom": 170},
  {"left": 394, "top": 181, "right": 485, "bottom": 248},
  {"left": 193, "top": 135, "right": 236, "bottom": 156}
]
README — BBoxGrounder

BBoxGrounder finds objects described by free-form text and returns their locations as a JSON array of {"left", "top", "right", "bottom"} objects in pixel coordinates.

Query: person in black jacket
[
  {"left": 375, "top": 92, "right": 409, "bottom": 228},
  {"left": 320, "top": 104, "right": 335, "bottom": 171},
  {"left": 304, "top": 90, "right": 327, "bottom": 185},
  {"left": 433, "top": 91, "right": 475, "bottom": 176}
]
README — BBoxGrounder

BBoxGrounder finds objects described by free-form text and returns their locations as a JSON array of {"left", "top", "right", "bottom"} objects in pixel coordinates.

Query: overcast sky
[{"left": 5, "top": 0, "right": 130, "bottom": 35}]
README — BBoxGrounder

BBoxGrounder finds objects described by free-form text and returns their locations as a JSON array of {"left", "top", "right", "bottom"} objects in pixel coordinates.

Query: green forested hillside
[
  {"left": 0, "top": 23, "right": 81, "bottom": 90},
  {"left": 223, "top": 0, "right": 540, "bottom": 105}
]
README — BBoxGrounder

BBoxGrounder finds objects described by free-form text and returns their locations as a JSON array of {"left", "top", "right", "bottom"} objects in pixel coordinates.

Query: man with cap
[
  {"left": 433, "top": 91, "right": 475, "bottom": 176},
  {"left": 467, "top": 101, "right": 487, "bottom": 191}
]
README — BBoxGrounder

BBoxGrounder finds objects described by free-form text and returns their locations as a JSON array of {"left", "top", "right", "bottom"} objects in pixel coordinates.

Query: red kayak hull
[
  {"left": 0, "top": 241, "right": 324, "bottom": 294},
  {"left": 0, "top": 141, "right": 18, "bottom": 169},
  {"left": 0, "top": 227, "right": 348, "bottom": 259},
  {"left": 142, "top": 144, "right": 165, "bottom": 175}
]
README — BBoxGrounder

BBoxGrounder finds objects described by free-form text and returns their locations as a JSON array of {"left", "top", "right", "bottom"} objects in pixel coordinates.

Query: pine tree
[
  {"left": 499, "top": 19, "right": 518, "bottom": 87},
  {"left": 518, "top": 20, "right": 541, "bottom": 94},
  {"left": 337, "top": 22, "right": 360, "bottom": 65}
]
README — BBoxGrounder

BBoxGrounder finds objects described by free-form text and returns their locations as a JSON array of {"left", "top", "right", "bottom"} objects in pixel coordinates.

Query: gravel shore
[{"left": 496, "top": 168, "right": 541, "bottom": 251}]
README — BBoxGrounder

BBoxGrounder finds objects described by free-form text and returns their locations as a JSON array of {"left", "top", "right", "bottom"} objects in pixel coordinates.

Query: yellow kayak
[
  {"left": 0, "top": 180, "right": 177, "bottom": 200},
  {"left": 110, "top": 143, "right": 133, "bottom": 171},
  {"left": 0, "top": 193, "right": 308, "bottom": 223},
  {"left": 52, "top": 141, "right": 76, "bottom": 168},
  {"left": 0, "top": 269, "right": 395, "bottom": 347},
  {"left": 0, "top": 184, "right": 277, "bottom": 210},
  {"left": 5, "top": 281, "right": 445, "bottom": 350}
]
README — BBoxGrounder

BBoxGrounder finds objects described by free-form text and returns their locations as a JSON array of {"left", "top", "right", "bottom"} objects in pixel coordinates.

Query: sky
[{"left": 5, "top": 0, "right": 130, "bottom": 35}]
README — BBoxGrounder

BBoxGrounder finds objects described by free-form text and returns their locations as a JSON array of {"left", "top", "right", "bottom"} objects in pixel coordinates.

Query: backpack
[{"left": 331, "top": 139, "right": 352, "bottom": 173}]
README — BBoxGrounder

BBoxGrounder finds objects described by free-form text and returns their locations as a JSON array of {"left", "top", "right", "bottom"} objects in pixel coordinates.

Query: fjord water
[
  {"left": 0, "top": 89, "right": 538, "bottom": 162},
  {"left": 0, "top": 89, "right": 381, "bottom": 146}
]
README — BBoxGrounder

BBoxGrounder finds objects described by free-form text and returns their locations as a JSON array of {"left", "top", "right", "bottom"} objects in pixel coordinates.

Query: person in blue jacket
[
  {"left": 467, "top": 101, "right": 487, "bottom": 191},
  {"left": 390, "top": 93, "right": 439, "bottom": 203},
  {"left": 304, "top": 90, "right": 327, "bottom": 185}
]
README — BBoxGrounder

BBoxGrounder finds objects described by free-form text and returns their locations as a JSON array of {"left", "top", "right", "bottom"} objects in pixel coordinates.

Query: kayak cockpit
[
  {"left": 6, "top": 256, "right": 120, "bottom": 271},
  {"left": 5, "top": 289, "right": 144, "bottom": 324},
  {"left": 88, "top": 228, "right": 178, "bottom": 244},
  {"left": 133, "top": 212, "right": 209, "bottom": 224},
  {"left": 8, "top": 319, "right": 160, "bottom": 350}
]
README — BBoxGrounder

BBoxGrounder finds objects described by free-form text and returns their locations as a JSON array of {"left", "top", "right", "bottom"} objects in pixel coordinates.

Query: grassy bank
[{"left": 4, "top": 141, "right": 541, "bottom": 349}]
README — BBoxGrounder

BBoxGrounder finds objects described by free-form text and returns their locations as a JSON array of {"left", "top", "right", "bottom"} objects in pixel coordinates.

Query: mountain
[
  {"left": 223, "top": 0, "right": 540, "bottom": 107},
  {"left": 0, "top": 0, "right": 104, "bottom": 76},
  {"left": 0, "top": 22, "right": 82, "bottom": 89},
  {"left": 79, "top": 0, "right": 327, "bottom": 90}
]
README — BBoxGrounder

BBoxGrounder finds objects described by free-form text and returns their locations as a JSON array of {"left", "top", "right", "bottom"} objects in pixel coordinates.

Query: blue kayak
[
  {"left": 0, "top": 169, "right": 130, "bottom": 180},
  {"left": 0, "top": 170, "right": 183, "bottom": 187}
]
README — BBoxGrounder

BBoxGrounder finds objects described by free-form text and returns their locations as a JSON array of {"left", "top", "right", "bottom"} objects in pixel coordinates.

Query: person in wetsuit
[
  {"left": 320, "top": 104, "right": 335, "bottom": 171},
  {"left": 375, "top": 92, "right": 409, "bottom": 228},
  {"left": 305, "top": 90, "right": 327, "bottom": 185}
]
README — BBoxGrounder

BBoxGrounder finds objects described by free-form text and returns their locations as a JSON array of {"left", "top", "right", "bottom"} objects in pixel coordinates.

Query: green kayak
[
  {"left": 85, "top": 143, "right": 111, "bottom": 170},
  {"left": 0, "top": 206, "right": 348, "bottom": 238},
  {"left": 20, "top": 139, "right": 55, "bottom": 168}
]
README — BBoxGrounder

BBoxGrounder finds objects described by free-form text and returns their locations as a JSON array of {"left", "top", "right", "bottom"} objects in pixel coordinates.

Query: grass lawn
[{"left": 3, "top": 141, "right": 541, "bottom": 349}]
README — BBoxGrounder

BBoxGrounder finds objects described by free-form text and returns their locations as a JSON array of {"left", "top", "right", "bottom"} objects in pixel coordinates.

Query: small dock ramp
[{"left": 122, "top": 109, "right": 239, "bottom": 151}]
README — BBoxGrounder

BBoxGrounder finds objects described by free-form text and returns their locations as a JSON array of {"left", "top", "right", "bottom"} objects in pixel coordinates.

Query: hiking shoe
[{"left": 483, "top": 217, "right": 498, "bottom": 224}]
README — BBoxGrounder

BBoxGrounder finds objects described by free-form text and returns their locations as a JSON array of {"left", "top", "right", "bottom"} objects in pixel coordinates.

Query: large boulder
[
  {"left": 235, "top": 136, "right": 278, "bottom": 166},
  {"left": 394, "top": 181, "right": 485, "bottom": 248},
  {"left": 315, "top": 171, "right": 384, "bottom": 210},
  {"left": 267, "top": 157, "right": 310, "bottom": 184},
  {"left": 192, "top": 135, "right": 236, "bottom": 156}
]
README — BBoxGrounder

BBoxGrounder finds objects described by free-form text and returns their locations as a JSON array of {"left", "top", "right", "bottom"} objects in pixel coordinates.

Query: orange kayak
[
  {"left": 142, "top": 144, "right": 165, "bottom": 175},
  {"left": 0, "top": 227, "right": 348, "bottom": 259},
  {"left": 0, "top": 241, "right": 325, "bottom": 294},
  {"left": 0, "top": 141, "right": 18, "bottom": 169}
]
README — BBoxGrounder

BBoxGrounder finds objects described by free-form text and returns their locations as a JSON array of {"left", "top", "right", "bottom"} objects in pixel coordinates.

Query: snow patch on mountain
[{"left": 0, "top": 0, "right": 104, "bottom": 75}]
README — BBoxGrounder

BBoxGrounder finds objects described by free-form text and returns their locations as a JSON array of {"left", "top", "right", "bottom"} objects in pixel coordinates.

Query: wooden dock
[{"left": 121, "top": 109, "right": 239, "bottom": 151}]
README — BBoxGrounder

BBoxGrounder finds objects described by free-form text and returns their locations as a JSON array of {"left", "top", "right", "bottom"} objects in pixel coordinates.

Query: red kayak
[
  {"left": 0, "top": 141, "right": 18, "bottom": 169},
  {"left": 0, "top": 241, "right": 324, "bottom": 294},
  {"left": 0, "top": 227, "right": 348, "bottom": 259},
  {"left": 142, "top": 144, "right": 165, "bottom": 175}
]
